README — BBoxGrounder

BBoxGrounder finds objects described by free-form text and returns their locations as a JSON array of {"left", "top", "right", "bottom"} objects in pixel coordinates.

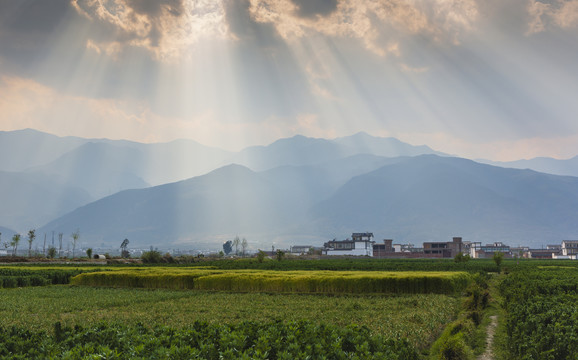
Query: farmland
[
  {"left": 497, "top": 265, "right": 578, "bottom": 359},
  {"left": 0, "top": 261, "right": 470, "bottom": 358},
  {"left": 1, "top": 258, "right": 577, "bottom": 358},
  {"left": 70, "top": 268, "right": 471, "bottom": 294},
  {"left": 0, "top": 286, "right": 459, "bottom": 346}
]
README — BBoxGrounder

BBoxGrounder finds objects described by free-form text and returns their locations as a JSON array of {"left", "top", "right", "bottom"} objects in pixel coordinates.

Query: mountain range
[
  {"left": 481, "top": 156, "right": 578, "bottom": 178},
  {"left": 2, "top": 129, "right": 578, "bottom": 250}
]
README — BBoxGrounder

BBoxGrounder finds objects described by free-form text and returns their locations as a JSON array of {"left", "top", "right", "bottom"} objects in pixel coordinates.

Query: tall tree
[
  {"left": 58, "top": 233, "right": 63, "bottom": 258},
  {"left": 233, "top": 236, "right": 240, "bottom": 256},
  {"left": 120, "top": 238, "right": 130, "bottom": 258},
  {"left": 71, "top": 230, "right": 80, "bottom": 258},
  {"left": 27, "top": 229, "right": 36, "bottom": 257},
  {"left": 241, "top": 238, "right": 248, "bottom": 256},
  {"left": 223, "top": 240, "right": 233, "bottom": 255},
  {"left": 11, "top": 234, "right": 21, "bottom": 257}
]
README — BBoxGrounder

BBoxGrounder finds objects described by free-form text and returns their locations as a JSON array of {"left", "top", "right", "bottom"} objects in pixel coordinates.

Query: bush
[
  {"left": 257, "top": 250, "right": 266, "bottom": 263},
  {"left": 141, "top": 250, "right": 163, "bottom": 264},
  {"left": 430, "top": 321, "right": 475, "bottom": 360},
  {"left": 276, "top": 250, "right": 285, "bottom": 262}
]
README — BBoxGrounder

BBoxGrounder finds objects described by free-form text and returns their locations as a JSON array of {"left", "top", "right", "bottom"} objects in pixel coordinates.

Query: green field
[
  {"left": 0, "top": 286, "right": 459, "bottom": 348},
  {"left": 496, "top": 265, "right": 578, "bottom": 359},
  {"left": 0, "top": 262, "right": 473, "bottom": 358},
  {"left": 5, "top": 258, "right": 575, "bottom": 358}
]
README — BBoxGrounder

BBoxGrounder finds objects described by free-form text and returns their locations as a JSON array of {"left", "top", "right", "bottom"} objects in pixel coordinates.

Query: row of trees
[
  {"left": 222, "top": 236, "right": 249, "bottom": 256},
  {"left": 0, "top": 229, "right": 81, "bottom": 258}
]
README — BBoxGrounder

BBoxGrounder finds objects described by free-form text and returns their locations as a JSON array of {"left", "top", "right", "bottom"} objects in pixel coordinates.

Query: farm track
[{"left": 478, "top": 315, "right": 498, "bottom": 360}]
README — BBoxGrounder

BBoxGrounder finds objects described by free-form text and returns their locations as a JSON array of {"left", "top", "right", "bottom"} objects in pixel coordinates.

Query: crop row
[
  {"left": 0, "top": 320, "right": 419, "bottom": 359},
  {"left": 499, "top": 266, "right": 578, "bottom": 359},
  {"left": 188, "top": 257, "right": 504, "bottom": 273},
  {"left": 0, "top": 268, "right": 93, "bottom": 288},
  {"left": 71, "top": 268, "right": 471, "bottom": 294}
]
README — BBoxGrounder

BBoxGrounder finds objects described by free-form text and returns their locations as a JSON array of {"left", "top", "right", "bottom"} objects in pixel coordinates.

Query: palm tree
[
  {"left": 27, "top": 229, "right": 35, "bottom": 257},
  {"left": 71, "top": 230, "right": 80, "bottom": 258}
]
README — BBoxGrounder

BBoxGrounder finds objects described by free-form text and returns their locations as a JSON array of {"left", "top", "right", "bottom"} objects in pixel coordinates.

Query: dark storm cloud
[
  {"left": 290, "top": 0, "right": 338, "bottom": 18},
  {"left": 0, "top": 0, "right": 83, "bottom": 76},
  {"left": 0, "top": 0, "right": 72, "bottom": 34},
  {"left": 125, "top": 0, "right": 184, "bottom": 17}
]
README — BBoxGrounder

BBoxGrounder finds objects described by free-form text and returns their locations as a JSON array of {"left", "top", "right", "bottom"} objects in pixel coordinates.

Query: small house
[{"left": 324, "top": 232, "right": 374, "bottom": 256}]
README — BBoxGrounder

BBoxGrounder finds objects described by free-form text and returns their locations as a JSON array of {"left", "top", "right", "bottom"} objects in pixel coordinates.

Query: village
[{"left": 290, "top": 232, "right": 578, "bottom": 260}]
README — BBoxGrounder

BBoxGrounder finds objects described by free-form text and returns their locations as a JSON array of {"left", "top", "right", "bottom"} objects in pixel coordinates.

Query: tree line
[{"left": 0, "top": 229, "right": 82, "bottom": 258}]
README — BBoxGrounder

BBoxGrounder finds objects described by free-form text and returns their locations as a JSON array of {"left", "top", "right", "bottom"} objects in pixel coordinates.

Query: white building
[
  {"left": 561, "top": 240, "right": 578, "bottom": 258},
  {"left": 323, "top": 233, "right": 374, "bottom": 256}
]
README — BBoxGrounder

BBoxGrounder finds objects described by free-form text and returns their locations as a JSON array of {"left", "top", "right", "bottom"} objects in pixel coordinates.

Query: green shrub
[
  {"left": 141, "top": 250, "right": 163, "bottom": 264},
  {"left": 430, "top": 321, "right": 475, "bottom": 360},
  {"left": 257, "top": 250, "right": 266, "bottom": 263}
]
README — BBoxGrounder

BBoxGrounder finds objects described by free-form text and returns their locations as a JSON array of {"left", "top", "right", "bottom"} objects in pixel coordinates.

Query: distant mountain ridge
[
  {"left": 0, "top": 170, "right": 91, "bottom": 230},
  {"left": 480, "top": 156, "right": 578, "bottom": 178},
  {"left": 40, "top": 155, "right": 578, "bottom": 249},
  {"left": 229, "top": 132, "right": 444, "bottom": 171},
  {"left": 3, "top": 128, "right": 578, "bottom": 250}
]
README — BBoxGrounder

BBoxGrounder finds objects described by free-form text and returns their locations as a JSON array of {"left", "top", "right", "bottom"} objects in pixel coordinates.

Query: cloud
[
  {"left": 71, "top": 0, "right": 230, "bottom": 61},
  {"left": 248, "top": 0, "right": 479, "bottom": 56},
  {"left": 0, "top": 75, "right": 328, "bottom": 150},
  {"left": 0, "top": 75, "right": 170, "bottom": 142},
  {"left": 527, "top": 0, "right": 578, "bottom": 34},
  {"left": 400, "top": 63, "right": 429, "bottom": 73},
  {"left": 290, "top": 0, "right": 338, "bottom": 18}
]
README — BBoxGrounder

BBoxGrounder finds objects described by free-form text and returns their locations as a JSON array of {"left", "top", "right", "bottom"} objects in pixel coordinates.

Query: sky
[{"left": 0, "top": 0, "right": 577, "bottom": 161}]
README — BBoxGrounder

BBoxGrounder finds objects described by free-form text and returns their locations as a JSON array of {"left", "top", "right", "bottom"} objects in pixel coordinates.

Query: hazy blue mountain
[
  {"left": 26, "top": 142, "right": 150, "bottom": 199},
  {"left": 334, "top": 132, "right": 444, "bottom": 157},
  {"left": 308, "top": 155, "right": 578, "bottom": 247},
  {"left": 39, "top": 164, "right": 303, "bottom": 248},
  {"left": 261, "top": 154, "right": 405, "bottom": 207},
  {"left": 480, "top": 156, "right": 578, "bottom": 178},
  {"left": 39, "top": 155, "right": 406, "bottom": 247},
  {"left": 126, "top": 139, "right": 232, "bottom": 186},
  {"left": 8, "top": 130, "right": 232, "bottom": 199},
  {"left": 229, "top": 133, "right": 441, "bottom": 171},
  {"left": 230, "top": 135, "right": 349, "bottom": 171},
  {"left": 38, "top": 155, "right": 578, "bottom": 249},
  {"left": 0, "top": 129, "right": 87, "bottom": 172},
  {"left": 0, "top": 170, "right": 92, "bottom": 231}
]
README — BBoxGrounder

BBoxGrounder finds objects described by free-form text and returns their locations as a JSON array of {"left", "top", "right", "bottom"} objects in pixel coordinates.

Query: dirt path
[{"left": 478, "top": 315, "right": 498, "bottom": 360}]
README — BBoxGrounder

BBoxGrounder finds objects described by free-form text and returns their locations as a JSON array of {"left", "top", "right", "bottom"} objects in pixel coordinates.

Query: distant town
[
  {"left": 1, "top": 232, "right": 577, "bottom": 261},
  {"left": 292, "top": 232, "right": 578, "bottom": 260}
]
